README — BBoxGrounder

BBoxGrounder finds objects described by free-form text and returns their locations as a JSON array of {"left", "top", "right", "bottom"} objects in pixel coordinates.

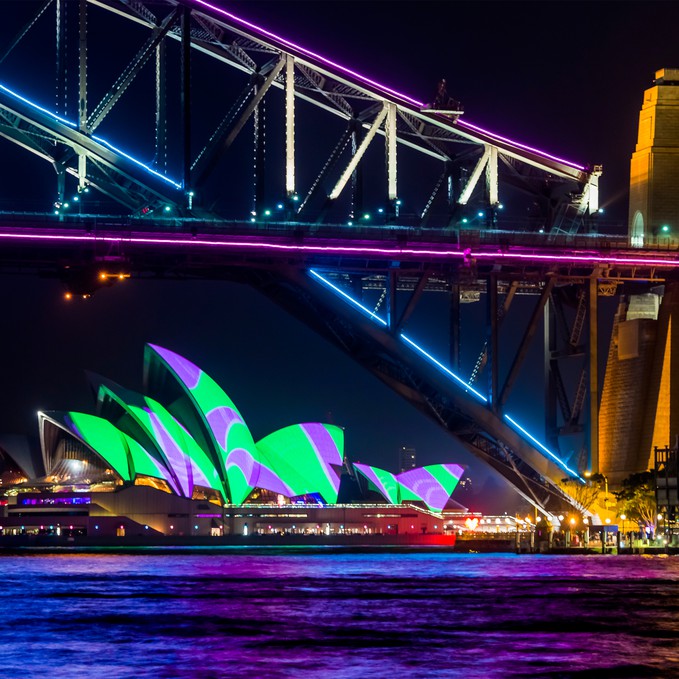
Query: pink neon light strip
[
  {"left": 1, "top": 229, "right": 678, "bottom": 268},
  {"left": 189, "top": 0, "right": 421, "bottom": 107},
  {"left": 456, "top": 119, "right": 586, "bottom": 171},
  {"left": 189, "top": 1, "right": 585, "bottom": 171}
]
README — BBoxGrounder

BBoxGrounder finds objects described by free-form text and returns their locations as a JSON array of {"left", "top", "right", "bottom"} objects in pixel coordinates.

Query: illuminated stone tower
[
  {"left": 599, "top": 284, "right": 679, "bottom": 484},
  {"left": 600, "top": 70, "right": 679, "bottom": 483},
  {"left": 629, "top": 68, "right": 679, "bottom": 245}
]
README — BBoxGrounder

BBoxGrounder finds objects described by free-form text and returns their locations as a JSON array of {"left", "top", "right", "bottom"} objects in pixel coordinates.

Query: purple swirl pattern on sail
[
  {"left": 398, "top": 467, "right": 448, "bottom": 512},
  {"left": 149, "top": 344, "right": 202, "bottom": 390},
  {"left": 148, "top": 410, "right": 192, "bottom": 497},
  {"left": 225, "top": 447, "right": 258, "bottom": 485},
  {"left": 397, "top": 464, "right": 464, "bottom": 512},
  {"left": 299, "top": 423, "right": 342, "bottom": 494},
  {"left": 354, "top": 463, "right": 394, "bottom": 502},
  {"left": 206, "top": 406, "right": 246, "bottom": 451},
  {"left": 253, "top": 463, "right": 295, "bottom": 497}
]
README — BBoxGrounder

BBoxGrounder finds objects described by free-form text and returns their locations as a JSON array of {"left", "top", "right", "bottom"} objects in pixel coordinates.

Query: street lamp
[{"left": 584, "top": 471, "right": 609, "bottom": 505}]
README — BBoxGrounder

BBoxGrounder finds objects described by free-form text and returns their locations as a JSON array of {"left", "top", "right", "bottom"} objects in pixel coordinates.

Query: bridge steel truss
[
  {"left": 0, "top": 219, "right": 672, "bottom": 517},
  {"left": 0, "top": 0, "right": 600, "bottom": 232},
  {"left": 0, "top": 0, "right": 661, "bottom": 518}
]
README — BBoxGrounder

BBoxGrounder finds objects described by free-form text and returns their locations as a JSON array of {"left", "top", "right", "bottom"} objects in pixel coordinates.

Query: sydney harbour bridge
[{"left": 0, "top": 0, "right": 674, "bottom": 519}]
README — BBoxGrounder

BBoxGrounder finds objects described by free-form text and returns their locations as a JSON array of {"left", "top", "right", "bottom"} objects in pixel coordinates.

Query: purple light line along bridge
[{"left": 0, "top": 0, "right": 673, "bottom": 518}]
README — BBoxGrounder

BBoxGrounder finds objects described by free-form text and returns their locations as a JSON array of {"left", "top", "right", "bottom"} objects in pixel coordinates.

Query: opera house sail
[{"left": 1, "top": 344, "right": 465, "bottom": 539}]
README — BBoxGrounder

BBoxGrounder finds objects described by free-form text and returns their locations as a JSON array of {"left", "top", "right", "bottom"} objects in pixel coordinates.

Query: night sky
[{"left": 2, "top": 1, "right": 679, "bottom": 511}]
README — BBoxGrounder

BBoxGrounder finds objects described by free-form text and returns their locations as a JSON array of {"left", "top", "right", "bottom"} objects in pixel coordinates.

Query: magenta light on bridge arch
[
  {"left": 189, "top": 2, "right": 586, "bottom": 171},
  {"left": 189, "top": 0, "right": 422, "bottom": 107},
  {"left": 456, "top": 119, "right": 586, "bottom": 171}
]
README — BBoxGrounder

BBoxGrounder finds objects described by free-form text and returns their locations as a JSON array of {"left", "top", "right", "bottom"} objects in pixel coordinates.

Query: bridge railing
[{"left": 1, "top": 210, "right": 676, "bottom": 254}]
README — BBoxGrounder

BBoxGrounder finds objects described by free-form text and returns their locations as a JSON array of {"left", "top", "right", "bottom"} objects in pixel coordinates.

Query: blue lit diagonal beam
[
  {"left": 247, "top": 266, "right": 583, "bottom": 516},
  {"left": 0, "top": 83, "right": 183, "bottom": 208}
]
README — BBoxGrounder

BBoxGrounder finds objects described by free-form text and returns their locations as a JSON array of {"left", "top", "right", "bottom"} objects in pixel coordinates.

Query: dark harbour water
[{"left": 1, "top": 550, "right": 679, "bottom": 678}]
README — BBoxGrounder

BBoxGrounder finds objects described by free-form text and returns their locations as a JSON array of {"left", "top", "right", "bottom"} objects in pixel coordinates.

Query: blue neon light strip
[
  {"left": 0, "top": 82, "right": 182, "bottom": 190},
  {"left": 309, "top": 270, "right": 387, "bottom": 326},
  {"left": 399, "top": 333, "right": 487, "bottom": 402},
  {"left": 504, "top": 414, "right": 584, "bottom": 481},
  {"left": 309, "top": 268, "right": 582, "bottom": 479},
  {"left": 90, "top": 133, "right": 182, "bottom": 189}
]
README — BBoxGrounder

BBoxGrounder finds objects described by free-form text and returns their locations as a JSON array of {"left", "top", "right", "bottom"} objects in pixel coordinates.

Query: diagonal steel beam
[
  {"left": 393, "top": 269, "right": 431, "bottom": 336},
  {"left": 328, "top": 105, "right": 388, "bottom": 201},
  {"left": 86, "top": 6, "right": 180, "bottom": 133},
  {"left": 457, "top": 145, "right": 490, "bottom": 205},
  {"left": 499, "top": 277, "right": 556, "bottom": 408},
  {"left": 0, "top": 0, "right": 53, "bottom": 65},
  {"left": 193, "top": 58, "right": 285, "bottom": 188}
]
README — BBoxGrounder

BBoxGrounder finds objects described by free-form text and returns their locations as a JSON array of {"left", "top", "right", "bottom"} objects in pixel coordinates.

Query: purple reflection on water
[{"left": 0, "top": 552, "right": 678, "bottom": 678}]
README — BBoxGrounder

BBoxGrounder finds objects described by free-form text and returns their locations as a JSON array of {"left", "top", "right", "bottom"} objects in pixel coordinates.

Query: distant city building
[{"left": 399, "top": 446, "right": 417, "bottom": 473}]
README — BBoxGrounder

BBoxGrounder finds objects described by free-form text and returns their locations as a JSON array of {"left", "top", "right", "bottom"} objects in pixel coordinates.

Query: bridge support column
[
  {"left": 486, "top": 273, "right": 499, "bottom": 412},
  {"left": 588, "top": 273, "right": 599, "bottom": 472},
  {"left": 181, "top": 6, "right": 191, "bottom": 193},
  {"left": 544, "top": 296, "right": 558, "bottom": 451},
  {"left": 77, "top": 0, "right": 87, "bottom": 191},
  {"left": 450, "top": 283, "right": 460, "bottom": 373},
  {"left": 285, "top": 54, "right": 295, "bottom": 199},
  {"left": 385, "top": 102, "right": 398, "bottom": 206}
]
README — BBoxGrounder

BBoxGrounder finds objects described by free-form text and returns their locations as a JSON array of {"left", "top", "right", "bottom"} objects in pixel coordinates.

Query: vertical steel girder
[
  {"left": 387, "top": 269, "right": 397, "bottom": 332},
  {"left": 588, "top": 273, "right": 599, "bottom": 472},
  {"left": 544, "top": 298, "right": 559, "bottom": 451},
  {"left": 253, "top": 87, "right": 265, "bottom": 215},
  {"left": 450, "top": 284, "right": 461, "bottom": 373},
  {"left": 181, "top": 5, "right": 191, "bottom": 193},
  {"left": 385, "top": 102, "right": 397, "bottom": 202},
  {"left": 487, "top": 273, "right": 499, "bottom": 412},
  {"left": 56, "top": 0, "right": 66, "bottom": 117},
  {"left": 77, "top": 0, "right": 87, "bottom": 190},
  {"left": 487, "top": 145, "right": 499, "bottom": 206},
  {"left": 285, "top": 54, "right": 295, "bottom": 197},
  {"left": 154, "top": 42, "right": 167, "bottom": 172},
  {"left": 499, "top": 278, "right": 556, "bottom": 408}
]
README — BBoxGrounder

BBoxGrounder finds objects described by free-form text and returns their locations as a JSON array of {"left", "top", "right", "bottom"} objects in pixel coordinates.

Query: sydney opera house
[{"left": 0, "top": 345, "right": 464, "bottom": 540}]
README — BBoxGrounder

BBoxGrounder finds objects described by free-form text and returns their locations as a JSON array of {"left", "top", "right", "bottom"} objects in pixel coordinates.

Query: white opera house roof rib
[{"left": 0, "top": 345, "right": 465, "bottom": 540}]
